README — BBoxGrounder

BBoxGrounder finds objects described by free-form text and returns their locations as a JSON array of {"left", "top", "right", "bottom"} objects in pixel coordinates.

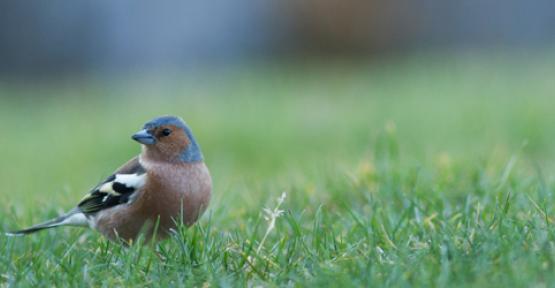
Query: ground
[{"left": 1, "top": 51, "right": 555, "bottom": 287}]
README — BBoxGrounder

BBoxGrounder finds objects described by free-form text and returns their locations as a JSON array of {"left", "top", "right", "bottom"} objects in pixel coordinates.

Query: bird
[{"left": 7, "top": 116, "right": 212, "bottom": 243}]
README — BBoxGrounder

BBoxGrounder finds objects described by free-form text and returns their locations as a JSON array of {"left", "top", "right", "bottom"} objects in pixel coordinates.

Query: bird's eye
[{"left": 161, "top": 128, "right": 172, "bottom": 137}]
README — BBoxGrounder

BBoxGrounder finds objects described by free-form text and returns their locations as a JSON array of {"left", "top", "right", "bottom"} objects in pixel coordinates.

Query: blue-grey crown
[{"left": 144, "top": 116, "right": 204, "bottom": 163}]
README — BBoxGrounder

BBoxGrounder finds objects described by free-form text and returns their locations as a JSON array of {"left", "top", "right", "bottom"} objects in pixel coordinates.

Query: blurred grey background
[{"left": 1, "top": 0, "right": 554, "bottom": 76}]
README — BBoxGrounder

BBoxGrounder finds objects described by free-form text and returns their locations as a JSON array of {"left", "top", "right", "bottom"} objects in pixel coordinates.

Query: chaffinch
[{"left": 8, "top": 116, "right": 212, "bottom": 243}]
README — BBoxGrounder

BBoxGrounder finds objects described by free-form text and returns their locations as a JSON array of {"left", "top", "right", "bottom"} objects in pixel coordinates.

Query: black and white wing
[
  {"left": 78, "top": 157, "right": 146, "bottom": 215},
  {"left": 7, "top": 157, "right": 147, "bottom": 236}
]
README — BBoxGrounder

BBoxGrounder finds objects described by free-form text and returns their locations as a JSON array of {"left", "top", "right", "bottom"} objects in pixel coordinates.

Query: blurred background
[
  {"left": 1, "top": 0, "right": 555, "bottom": 210},
  {"left": 1, "top": 0, "right": 555, "bottom": 76}
]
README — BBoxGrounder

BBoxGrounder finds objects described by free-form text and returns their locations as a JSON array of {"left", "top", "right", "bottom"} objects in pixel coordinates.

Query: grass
[{"left": 1, "top": 51, "right": 555, "bottom": 286}]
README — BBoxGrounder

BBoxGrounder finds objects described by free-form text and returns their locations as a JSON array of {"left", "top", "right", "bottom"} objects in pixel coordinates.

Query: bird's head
[{"left": 132, "top": 116, "right": 203, "bottom": 163}]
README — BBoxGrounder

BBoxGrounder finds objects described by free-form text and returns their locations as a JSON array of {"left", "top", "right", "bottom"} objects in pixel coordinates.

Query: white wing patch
[{"left": 98, "top": 173, "right": 146, "bottom": 195}]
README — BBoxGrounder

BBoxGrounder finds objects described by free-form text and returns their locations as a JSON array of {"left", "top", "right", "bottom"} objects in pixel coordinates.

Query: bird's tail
[{"left": 6, "top": 210, "right": 88, "bottom": 236}]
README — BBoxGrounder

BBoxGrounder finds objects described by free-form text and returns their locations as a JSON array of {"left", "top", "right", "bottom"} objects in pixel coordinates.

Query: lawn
[{"left": 1, "top": 51, "right": 555, "bottom": 287}]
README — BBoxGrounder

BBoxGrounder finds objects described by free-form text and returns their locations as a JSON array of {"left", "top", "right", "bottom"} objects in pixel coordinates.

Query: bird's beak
[{"left": 132, "top": 129, "right": 156, "bottom": 145}]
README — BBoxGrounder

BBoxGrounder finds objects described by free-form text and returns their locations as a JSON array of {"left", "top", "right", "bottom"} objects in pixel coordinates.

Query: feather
[
  {"left": 78, "top": 158, "right": 146, "bottom": 214},
  {"left": 6, "top": 210, "right": 87, "bottom": 236}
]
